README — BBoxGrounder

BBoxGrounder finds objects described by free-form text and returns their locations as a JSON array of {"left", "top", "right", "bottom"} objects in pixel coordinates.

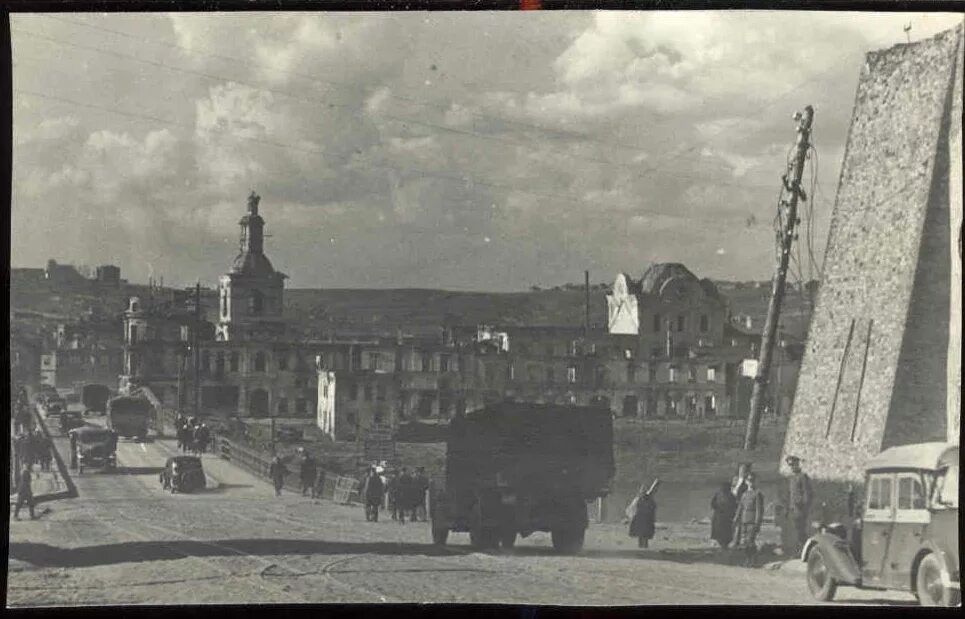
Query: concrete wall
[{"left": 782, "top": 27, "right": 963, "bottom": 499}]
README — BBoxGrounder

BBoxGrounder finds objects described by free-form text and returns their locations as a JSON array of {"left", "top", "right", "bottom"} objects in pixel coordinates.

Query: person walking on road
[
  {"left": 731, "top": 462, "right": 753, "bottom": 546},
  {"left": 195, "top": 423, "right": 211, "bottom": 455},
  {"left": 38, "top": 435, "right": 53, "bottom": 473},
  {"left": 362, "top": 467, "right": 385, "bottom": 522},
  {"left": 733, "top": 473, "right": 765, "bottom": 567},
  {"left": 710, "top": 481, "right": 737, "bottom": 549},
  {"left": 396, "top": 468, "right": 413, "bottom": 525},
  {"left": 299, "top": 451, "right": 318, "bottom": 497},
  {"left": 386, "top": 471, "right": 399, "bottom": 521},
  {"left": 269, "top": 456, "right": 288, "bottom": 497},
  {"left": 413, "top": 467, "right": 430, "bottom": 522},
  {"left": 786, "top": 455, "right": 812, "bottom": 557},
  {"left": 628, "top": 479, "right": 659, "bottom": 549},
  {"left": 14, "top": 465, "right": 36, "bottom": 520}
]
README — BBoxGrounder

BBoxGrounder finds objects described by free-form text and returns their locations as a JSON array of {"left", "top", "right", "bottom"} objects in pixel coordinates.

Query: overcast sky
[{"left": 11, "top": 11, "right": 963, "bottom": 291}]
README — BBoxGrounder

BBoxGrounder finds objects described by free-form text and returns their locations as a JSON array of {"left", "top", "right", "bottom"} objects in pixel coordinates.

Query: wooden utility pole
[
  {"left": 744, "top": 105, "right": 814, "bottom": 450},
  {"left": 193, "top": 281, "right": 201, "bottom": 419}
]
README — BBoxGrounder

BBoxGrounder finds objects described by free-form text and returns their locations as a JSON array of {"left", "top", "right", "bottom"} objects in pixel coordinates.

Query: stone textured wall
[{"left": 782, "top": 26, "right": 963, "bottom": 489}]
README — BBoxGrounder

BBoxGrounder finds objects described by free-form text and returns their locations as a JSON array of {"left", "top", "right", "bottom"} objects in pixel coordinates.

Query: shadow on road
[
  {"left": 496, "top": 545, "right": 784, "bottom": 569},
  {"left": 10, "top": 539, "right": 469, "bottom": 568},
  {"left": 200, "top": 483, "right": 255, "bottom": 493}
]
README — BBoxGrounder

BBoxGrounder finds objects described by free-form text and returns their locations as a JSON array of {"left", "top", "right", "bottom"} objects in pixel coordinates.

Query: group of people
[
  {"left": 175, "top": 415, "right": 211, "bottom": 456},
  {"left": 628, "top": 456, "right": 812, "bottom": 566},
  {"left": 267, "top": 450, "right": 326, "bottom": 498},
  {"left": 362, "top": 465, "right": 430, "bottom": 524},
  {"left": 14, "top": 429, "right": 53, "bottom": 474}
]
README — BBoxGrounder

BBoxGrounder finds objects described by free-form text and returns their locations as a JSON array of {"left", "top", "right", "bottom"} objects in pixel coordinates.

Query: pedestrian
[
  {"left": 14, "top": 465, "right": 36, "bottom": 520},
  {"left": 194, "top": 423, "right": 210, "bottom": 455},
  {"left": 627, "top": 479, "right": 659, "bottom": 549},
  {"left": 362, "top": 467, "right": 385, "bottom": 522},
  {"left": 299, "top": 451, "right": 318, "bottom": 497},
  {"left": 731, "top": 462, "right": 753, "bottom": 546},
  {"left": 313, "top": 469, "right": 326, "bottom": 500},
  {"left": 23, "top": 430, "right": 37, "bottom": 468},
  {"left": 414, "top": 467, "right": 430, "bottom": 522},
  {"left": 786, "top": 455, "right": 813, "bottom": 556},
  {"left": 39, "top": 435, "right": 53, "bottom": 473},
  {"left": 396, "top": 467, "right": 413, "bottom": 525},
  {"left": 69, "top": 431, "right": 78, "bottom": 469},
  {"left": 733, "top": 473, "right": 765, "bottom": 567},
  {"left": 269, "top": 456, "right": 288, "bottom": 497},
  {"left": 710, "top": 481, "right": 737, "bottom": 549},
  {"left": 386, "top": 472, "right": 399, "bottom": 521}
]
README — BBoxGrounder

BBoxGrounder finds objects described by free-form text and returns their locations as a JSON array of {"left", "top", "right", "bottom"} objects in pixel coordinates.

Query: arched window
[
  {"left": 249, "top": 290, "right": 264, "bottom": 315},
  {"left": 254, "top": 352, "right": 266, "bottom": 372}
]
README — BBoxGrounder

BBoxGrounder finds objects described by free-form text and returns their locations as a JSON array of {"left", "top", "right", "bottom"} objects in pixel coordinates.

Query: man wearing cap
[
  {"left": 733, "top": 473, "right": 765, "bottom": 567},
  {"left": 786, "top": 455, "right": 812, "bottom": 556}
]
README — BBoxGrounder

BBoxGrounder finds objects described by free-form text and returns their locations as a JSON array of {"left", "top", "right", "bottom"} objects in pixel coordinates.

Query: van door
[
  {"left": 861, "top": 473, "right": 896, "bottom": 587},
  {"left": 885, "top": 472, "right": 930, "bottom": 590}
]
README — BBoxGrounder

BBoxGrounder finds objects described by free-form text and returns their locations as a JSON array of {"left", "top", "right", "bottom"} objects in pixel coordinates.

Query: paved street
[{"left": 6, "top": 428, "right": 916, "bottom": 607}]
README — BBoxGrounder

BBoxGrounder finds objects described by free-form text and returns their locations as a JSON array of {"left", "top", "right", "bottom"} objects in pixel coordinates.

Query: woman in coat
[
  {"left": 628, "top": 479, "right": 659, "bottom": 548},
  {"left": 710, "top": 481, "right": 737, "bottom": 549}
]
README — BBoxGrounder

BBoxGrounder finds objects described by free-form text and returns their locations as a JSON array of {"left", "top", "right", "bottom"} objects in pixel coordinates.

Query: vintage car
[
  {"left": 58, "top": 410, "right": 86, "bottom": 435},
  {"left": 69, "top": 426, "right": 118, "bottom": 474},
  {"left": 802, "top": 442, "right": 959, "bottom": 606},
  {"left": 159, "top": 456, "right": 206, "bottom": 493}
]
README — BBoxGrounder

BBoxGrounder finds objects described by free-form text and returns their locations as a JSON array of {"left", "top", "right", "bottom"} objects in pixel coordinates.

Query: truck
[
  {"left": 107, "top": 396, "right": 152, "bottom": 440},
  {"left": 430, "top": 402, "right": 615, "bottom": 554},
  {"left": 82, "top": 384, "right": 111, "bottom": 414}
]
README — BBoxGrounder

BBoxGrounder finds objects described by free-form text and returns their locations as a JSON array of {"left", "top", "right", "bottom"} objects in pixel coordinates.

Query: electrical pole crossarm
[{"left": 744, "top": 105, "right": 814, "bottom": 451}]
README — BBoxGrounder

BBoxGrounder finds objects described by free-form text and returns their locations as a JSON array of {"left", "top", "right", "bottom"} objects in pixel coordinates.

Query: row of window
[
  {"left": 651, "top": 313, "right": 711, "bottom": 334},
  {"left": 496, "top": 363, "right": 719, "bottom": 385}
]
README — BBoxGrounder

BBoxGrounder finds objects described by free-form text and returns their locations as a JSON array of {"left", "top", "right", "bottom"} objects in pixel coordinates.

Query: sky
[{"left": 11, "top": 11, "right": 964, "bottom": 292}]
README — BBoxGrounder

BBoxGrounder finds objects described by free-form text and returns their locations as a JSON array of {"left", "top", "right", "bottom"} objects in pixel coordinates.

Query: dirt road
[{"left": 7, "top": 430, "right": 915, "bottom": 606}]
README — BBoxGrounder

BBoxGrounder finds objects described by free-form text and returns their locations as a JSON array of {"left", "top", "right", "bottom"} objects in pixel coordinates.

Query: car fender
[
  {"left": 914, "top": 540, "right": 961, "bottom": 590},
  {"left": 802, "top": 532, "right": 861, "bottom": 586}
]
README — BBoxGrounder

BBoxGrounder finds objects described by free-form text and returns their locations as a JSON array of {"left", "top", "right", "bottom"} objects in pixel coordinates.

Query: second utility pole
[{"left": 744, "top": 105, "right": 814, "bottom": 451}]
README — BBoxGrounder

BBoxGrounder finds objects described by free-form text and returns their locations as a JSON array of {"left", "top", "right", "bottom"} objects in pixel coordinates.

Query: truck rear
[
  {"left": 430, "top": 402, "right": 614, "bottom": 553},
  {"left": 107, "top": 396, "right": 152, "bottom": 439},
  {"left": 82, "top": 384, "right": 111, "bottom": 414}
]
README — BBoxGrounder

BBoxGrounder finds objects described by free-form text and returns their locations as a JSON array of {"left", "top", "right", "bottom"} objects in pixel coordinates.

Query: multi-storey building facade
[{"left": 122, "top": 192, "right": 771, "bottom": 441}]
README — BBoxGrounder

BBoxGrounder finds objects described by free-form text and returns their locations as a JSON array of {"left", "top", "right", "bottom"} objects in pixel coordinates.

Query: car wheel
[
  {"left": 806, "top": 547, "right": 838, "bottom": 602},
  {"left": 916, "top": 553, "right": 958, "bottom": 607},
  {"left": 431, "top": 527, "right": 449, "bottom": 546},
  {"left": 551, "top": 528, "right": 585, "bottom": 554}
]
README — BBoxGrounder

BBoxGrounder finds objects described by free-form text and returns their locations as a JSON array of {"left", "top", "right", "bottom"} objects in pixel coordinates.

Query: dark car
[
  {"left": 803, "top": 442, "right": 959, "bottom": 606},
  {"left": 159, "top": 456, "right": 206, "bottom": 493},
  {"left": 69, "top": 426, "right": 118, "bottom": 474}
]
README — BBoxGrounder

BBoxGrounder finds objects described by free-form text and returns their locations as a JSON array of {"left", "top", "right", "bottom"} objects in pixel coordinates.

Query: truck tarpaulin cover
[{"left": 446, "top": 403, "right": 614, "bottom": 499}]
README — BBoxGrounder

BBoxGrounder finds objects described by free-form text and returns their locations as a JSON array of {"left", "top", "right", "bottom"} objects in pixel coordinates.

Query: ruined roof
[
  {"left": 231, "top": 251, "right": 276, "bottom": 277},
  {"left": 638, "top": 263, "right": 698, "bottom": 295}
]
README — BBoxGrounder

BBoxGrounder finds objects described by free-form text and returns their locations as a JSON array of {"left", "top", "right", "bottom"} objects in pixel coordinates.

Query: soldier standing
[
  {"left": 14, "top": 465, "right": 36, "bottom": 520},
  {"left": 733, "top": 473, "right": 765, "bottom": 567},
  {"left": 786, "top": 455, "right": 812, "bottom": 556},
  {"left": 269, "top": 456, "right": 288, "bottom": 497}
]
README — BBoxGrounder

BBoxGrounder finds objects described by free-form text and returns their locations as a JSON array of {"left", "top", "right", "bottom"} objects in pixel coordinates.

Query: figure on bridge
[
  {"left": 269, "top": 456, "right": 288, "bottom": 497},
  {"left": 362, "top": 466, "right": 385, "bottom": 522},
  {"left": 13, "top": 465, "right": 36, "bottom": 520},
  {"left": 299, "top": 450, "right": 317, "bottom": 497}
]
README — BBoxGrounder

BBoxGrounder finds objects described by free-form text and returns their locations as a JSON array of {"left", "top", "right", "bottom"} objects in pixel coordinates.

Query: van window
[
  {"left": 897, "top": 475, "right": 926, "bottom": 510},
  {"left": 935, "top": 466, "right": 959, "bottom": 508},
  {"left": 866, "top": 475, "right": 893, "bottom": 511}
]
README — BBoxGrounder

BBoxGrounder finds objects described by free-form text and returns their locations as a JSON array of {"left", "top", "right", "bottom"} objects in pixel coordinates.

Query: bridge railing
[{"left": 213, "top": 435, "right": 360, "bottom": 504}]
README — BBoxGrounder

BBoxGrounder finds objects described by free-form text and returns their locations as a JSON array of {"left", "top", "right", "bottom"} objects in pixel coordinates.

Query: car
[
  {"left": 159, "top": 455, "right": 206, "bottom": 493},
  {"left": 802, "top": 442, "right": 959, "bottom": 606}
]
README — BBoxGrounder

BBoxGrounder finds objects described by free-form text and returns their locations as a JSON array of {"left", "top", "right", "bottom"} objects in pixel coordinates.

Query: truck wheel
[
  {"left": 431, "top": 527, "right": 449, "bottom": 546},
  {"left": 551, "top": 528, "right": 585, "bottom": 554},
  {"left": 470, "top": 526, "right": 498, "bottom": 551},
  {"left": 916, "top": 553, "right": 958, "bottom": 606},
  {"left": 806, "top": 547, "right": 838, "bottom": 602}
]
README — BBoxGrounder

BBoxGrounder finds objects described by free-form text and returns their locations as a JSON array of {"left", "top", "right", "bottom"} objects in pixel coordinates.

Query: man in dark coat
[
  {"left": 362, "top": 467, "right": 385, "bottom": 522},
  {"left": 269, "top": 456, "right": 288, "bottom": 497},
  {"left": 413, "top": 467, "right": 430, "bottom": 522},
  {"left": 711, "top": 481, "right": 737, "bottom": 548},
  {"left": 386, "top": 472, "right": 399, "bottom": 520},
  {"left": 786, "top": 455, "right": 813, "bottom": 556},
  {"left": 733, "top": 473, "right": 765, "bottom": 566},
  {"left": 300, "top": 453, "right": 318, "bottom": 497},
  {"left": 628, "top": 479, "right": 659, "bottom": 548},
  {"left": 731, "top": 462, "right": 753, "bottom": 546},
  {"left": 396, "top": 468, "right": 413, "bottom": 525},
  {"left": 14, "top": 465, "right": 36, "bottom": 520}
]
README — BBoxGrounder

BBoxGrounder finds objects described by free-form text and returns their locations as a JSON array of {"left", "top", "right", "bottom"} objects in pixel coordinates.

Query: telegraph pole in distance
[
  {"left": 193, "top": 281, "right": 201, "bottom": 420},
  {"left": 744, "top": 105, "right": 814, "bottom": 451}
]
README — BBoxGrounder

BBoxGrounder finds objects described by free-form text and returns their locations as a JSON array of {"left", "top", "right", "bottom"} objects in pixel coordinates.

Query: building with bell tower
[{"left": 215, "top": 191, "right": 287, "bottom": 342}]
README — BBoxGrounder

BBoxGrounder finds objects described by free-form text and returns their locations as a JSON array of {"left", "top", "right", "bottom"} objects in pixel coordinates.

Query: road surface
[{"left": 7, "top": 421, "right": 916, "bottom": 606}]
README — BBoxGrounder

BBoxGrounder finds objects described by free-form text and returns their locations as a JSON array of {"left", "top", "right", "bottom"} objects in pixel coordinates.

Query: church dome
[{"left": 231, "top": 251, "right": 276, "bottom": 277}]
